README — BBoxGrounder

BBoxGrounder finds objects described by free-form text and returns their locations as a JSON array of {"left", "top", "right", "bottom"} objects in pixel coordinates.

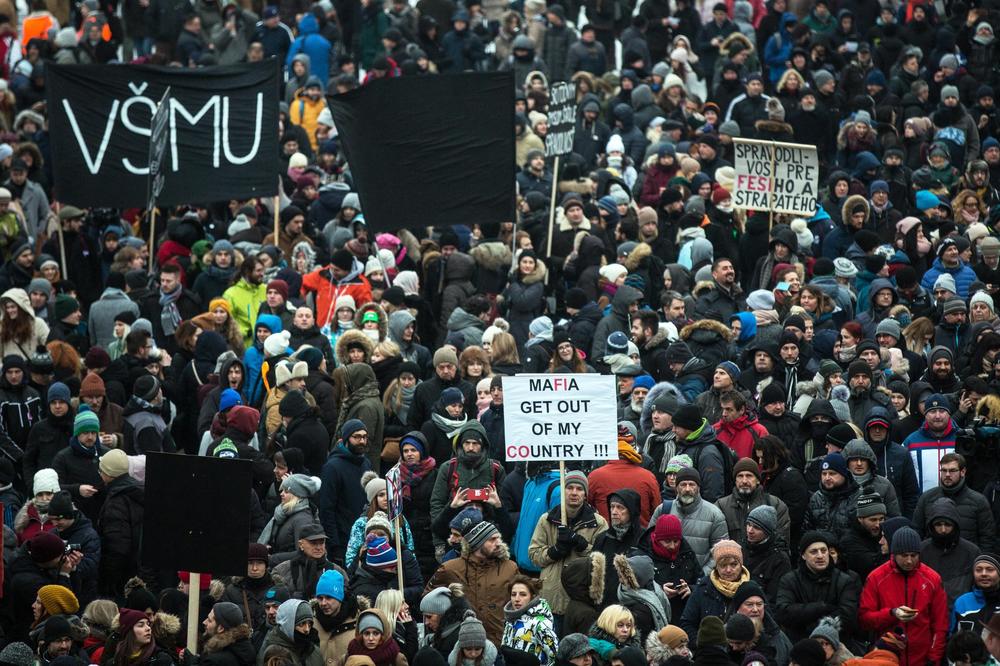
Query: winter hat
[
  {"left": 84, "top": 347, "right": 111, "bottom": 370},
  {"left": 726, "top": 614, "right": 756, "bottom": 642},
  {"left": 855, "top": 492, "right": 887, "bottom": 518},
  {"left": 38, "top": 584, "right": 80, "bottom": 616},
  {"left": 981, "top": 237, "right": 1000, "bottom": 258},
  {"left": 875, "top": 318, "right": 901, "bottom": 340},
  {"left": 971, "top": 290, "right": 996, "bottom": 315},
  {"left": 599, "top": 263, "right": 628, "bottom": 284},
  {"left": 99, "top": 449, "right": 129, "bottom": 479},
  {"left": 746, "top": 290, "right": 775, "bottom": 311},
  {"left": 790, "top": 639, "right": 827, "bottom": 666},
  {"left": 813, "top": 70, "right": 834, "bottom": 88},
  {"left": 366, "top": 534, "right": 398, "bottom": 568},
  {"left": 564, "top": 470, "right": 588, "bottom": 493},
  {"left": 219, "top": 388, "right": 242, "bottom": 412},
  {"left": 711, "top": 539, "right": 743, "bottom": 565},
  {"left": 606, "top": 135, "right": 625, "bottom": 154},
  {"left": 358, "top": 611, "right": 384, "bottom": 635},
  {"left": 719, "top": 120, "right": 741, "bottom": 137},
  {"left": 54, "top": 295, "right": 80, "bottom": 321},
  {"left": 665, "top": 454, "right": 693, "bottom": 474},
  {"left": 810, "top": 617, "right": 842, "bottom": 651},
  {"left": 212, "top": 602, "right": 244, "bottom": 630},
  {"left": 365, "top": 511, "right": 392, "bottom": 537},
  {"left": 633, "top": 375, "right": 655, "bottom": 392},
  {"left": 557, "top": 634, "right": 594, "bottom": 661},
  {"left": 0, "top": 642, "right": 36, "bottom": 666},
  {"left": 676, "top": 466, "right": 701, "bottom": 486},
  {"left": 766, "top": 97, "right": 785, "bottom": 122},
  {"left": 464, "top": 521, "right": 499, "bottom": 552},
  {"left": 746, "top": 505, "right": 777, "bottom": 537},
  {"left": 341, "top": 418, "right": 367, "bottom": 442},
  {"left": 941, "top": 84, "right": 959, "bottom": 101},
  {"left": 280, "top": 473, "right": 321, "bottom": 498},
  {"left": 420, "top": 587, "right": 455, "bottom": 615},
  {"left": 672, "top": 404, "right": 703, "bottom": 431},
  {"left": 607, "top": 331, "right": 630, "bottom": 355},
  {"left": 316, "top": 569, "right": 345, "bottom": 601},
  {"left": 942, "top": 298, "right": 967, "bottom": 315},
  {"left": 760, "top": 382, "right": 786, "bottom": 406},
  {"left": 44, "top": 382, "right": 70, "bottom": 405},
  {"left": 79, "top": 373, "right": 106, "bottom": 399},
  {"left": 458, "top": 611, "right": 487, "bottom": 649},
  {"left": 363, "top": 472, "right": 388, "bottom": 504},
  {"left": 28, "top": 532, "right": 65, "bottom": 563},
  {"left": 47, "top": 492, "right": 75, "bottom": 519},
  {"left": 263, "top": 330, "right": 292, "bottom": 357},
  {"left": 826, "top": 424, "right": 856, "bottom": 450},
  {"left": 847, "top": 360, "right": 871, "bottom": 380},
  {"left": 697, "top": 616, "right": 727, "bottom": 649},
  {"left": 279, "top": 390, "right": 310, "bottom": 420},
  {"left": 275, "top": 360, "right": 308, "bottom": 387},
  {"left": 33, "top": 468, "right": 60, "bottom": 495},
  {"left": 833, "top": 257, "right": 858, "bottom": 279},
  {"left": 449, "top": 507, "right": 483, "bottom": 534},
  {"left": 733, "top": 457, "right": 759, "bottom": 480},
  {"left": 890, "top": 526, "right": 921, "bottom": 554},
  {"left": 732, "top": 580, "right": 766, "bottom": 611},
  {"left": 654, "top": 514, "right": 683, "bottom": 543},
  {"left": 915, "top": 190, "right": 940, "bottom": 212},
  {"left": 717, "top": 360, "right": 741, "bottom": 382},
  {"left": 924, "top": 393, "right": 951, "bottom": 413},
  {"left": 821, "top": 452, "right": 849, "bottom": 479},
  {"left": 433, "top": 347, "right": 459, "bottom": 367},
  {"left": 73, "top": 407, "right": 101, "bottom": 436},
  {"left": 842, "top": 439, "right": 877, "bottom": 466},
  {"left": 656, "top": 626, "right": 688, "bottom": 650},
  {"left": 932, "top": 274, "right": 957, "bottom": 295},
  {"left": 42, "top": 615, "right": 73, "bottom": 642}
]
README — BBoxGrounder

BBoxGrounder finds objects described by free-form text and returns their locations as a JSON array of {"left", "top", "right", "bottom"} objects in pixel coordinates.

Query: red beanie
[
  {"left": 177, "top": 571, "right": 212, "bottom": 590},
  {"left": 654, "top": 514, "right": 683, "bottom": 542},
  {"left": 711, "top": 186, "right": 731, "bottom": 205}
]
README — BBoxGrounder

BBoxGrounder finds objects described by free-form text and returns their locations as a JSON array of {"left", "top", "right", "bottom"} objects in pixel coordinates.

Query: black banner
[
  {"left": 327, "top": 73, "right": 515, "bottom": 234},
  {"left": 545, "top": 82, "right": 575, "bottom": 158},
  {"left": 47, "top": 62, "right": 280, "bottom": 208}
]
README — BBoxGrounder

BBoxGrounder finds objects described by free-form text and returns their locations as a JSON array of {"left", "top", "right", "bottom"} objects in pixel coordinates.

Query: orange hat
[
  {"left": 80, "top": 372, "right": 106, "bottom": 398},
  {"left": 209, "top": 298, "right": 231, "bottom": 314}
]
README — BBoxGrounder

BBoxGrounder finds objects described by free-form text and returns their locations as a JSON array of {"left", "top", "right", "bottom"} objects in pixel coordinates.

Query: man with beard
[
  {"left": 426, "top": 521, "right": 518, "bottom": 642},
  {"left": 757, "top": 383, "right": 799, "bottom": 447},
  {"left": 258, "top": 599, "right": 321, "bottom": 666},
  {"left": 588, "top": 435, "right": 659, "bottom": 526},
  {"left": 223, "top": 544, "right": 284, "bottom": 634},
  {"left": 140, "top": 263, "right": 202, "bottom": 354},
  {"left": 193, "top": 240, "right": 238, "bottom": 304},
  {"left": 407, "top": 348, "right": 473, "bottom": 429},
  {"left": 529, "top": 470, "right": 609, "bottom": 624},
  {"left": 802, "top": 453, "right": 859, "bottom": 540},
  {"left": 740, "top": 343, "right": 777, "bottom": 398},
  {"left": 671, "top": 405, "right": 727, "bottom": 503},
  {"left": 657, "top": 469, "right": 728, "bottom": 573},
  {"left": 742, "top": 506, "right": 791, "bottom": 603},
  {"left": 933, "top": 301, "right": 971, "bottom": 357},
  {"left": 642, "top": 393, "right": 678, "bottom": 483},
  {"left": 932, "top": 84, "right": 980, "bottom": 168},
  {"left": 911, "top": 452, "right": 995, "bottom": 552},
  {"left": 919, "top": 497, "right": 981, "bottom": 608},
  {"left": 843, "top": 439, "right": 901, "bottom": 517},
  {"left": 319, "top": 420, "right": 373, "bottom": 564},
  {"left": 904, "top": 397, "right": 960, "bottom": 494},
  {"left": 714, "top": 392, "right": 769, "bottom": 460},
  {"left": 663, "top": 342, "right": 708, "bottom": 403},
  {"left": 717, "top": 458, "right": 790, "bottom": 547},
  {"left": 36, "top": 615, "right": 76, "bottom": 665},
  {"left": 593, "top": 489, "right": 647, "bottom": 603},
  {"left": 775, "top": 332, "right": 811, "bottom": 410},
  {"left": 922, "top": 238, "right": 978, "bottom": 299},
  {"left": 974, "top": 238, "right": 1000, "bottom": 288},
  {"left": 846, "top": 361, "right": 893, "bottom": 427},
  {"left": 965, "top": 159, "right": 1000, "bottom": 210},
  {"left": 920, "top": 346, "right": 962, "bottom": 395},
  {"left": 775, "top": 531, "right": 861, "bottom": 644},
  {"left": 197, "top": 601, "right": 255, "bottom": 666},
  {"left": 272, "top": 521, "right": 344, "bottom": 601},
  {"left": 312, "top": 569, "right": 364, "bottom": 663},
  {"left": 954, "top": 554, "right": 1000, "bottom": 632},
  {"left": 632, "top": 311, "right": 671, "bottom": 383},
  {"left": 839, "top": 492, "right": 888, "bottom": 581}
]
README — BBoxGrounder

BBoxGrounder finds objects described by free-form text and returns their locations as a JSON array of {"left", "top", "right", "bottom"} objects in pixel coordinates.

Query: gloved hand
[
  {"left": 434, "top": 544, "right": 446, "bottom": 563},
  {"left": 572, "top": 533, "right": 589, "bottom": 552}
]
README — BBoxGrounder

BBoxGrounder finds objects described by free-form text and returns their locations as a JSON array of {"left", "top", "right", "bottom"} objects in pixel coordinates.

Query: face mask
[
  {"left": 717, "top": 203, "right": 734, "bottom": 213},
  {"left": 810, "top": 421, "right": 832, "bottom": 442},
  {"left": 608, "top": 156, "right": 622, "bottom": 169},
  {"left": 363, "top": 329, "right": 380, "bottom": 341}
]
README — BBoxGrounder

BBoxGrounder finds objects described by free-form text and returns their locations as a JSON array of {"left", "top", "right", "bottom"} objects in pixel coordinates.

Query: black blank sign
[{"left": 142, "top": 453, "right": 252, "bottom": 576}]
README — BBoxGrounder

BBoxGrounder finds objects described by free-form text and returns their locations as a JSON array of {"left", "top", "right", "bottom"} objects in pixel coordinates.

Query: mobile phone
[{"left": 467, "top": 488, "right": 490, "bottom": 502}]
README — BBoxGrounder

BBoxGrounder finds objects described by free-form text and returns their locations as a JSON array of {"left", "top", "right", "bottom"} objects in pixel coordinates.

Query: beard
[
  {"left": 850, "top": 384, "right": 869, "bottom": 398},
  {"left": 677, "top": 493, "right": 696, "bottom": 505},
  {"left": 631, "top": 397, "right": 644, "bottom": 413}
]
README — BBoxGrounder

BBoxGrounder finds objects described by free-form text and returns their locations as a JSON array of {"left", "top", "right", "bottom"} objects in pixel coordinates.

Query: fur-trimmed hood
[
  {"left": 336, "top": 328, "right": 375, "bottom": 366},
  {"left": 646, "top": 629, "right": 688, "bottom": 665},
  {"left": 613, "top": 553, "right": 644, "bottom": 590},
  {"left": 622, "top": 242, "right": 653, "bottom": 272},
  {"left": 680, "top": 318, "right": 734, "bottom": 342},
  {"left": 692, "top": 280, "right": 716, "bottom": 299},
  {"left": 560, "top": 551, "right": 605, "bottom": 606},
  {"left": 470, "top": 241, "right": 513, "bottom": 272},
  {"left": 512, "top": 256, "right": 548, "bottom": 284},
  {"left": 203, "top": 624, "right": 253, "bottom": 654},
  {"left": 719, "top": 31, "right": 754, "bottom": 56},
  {"left": 111, "top": 611, "right": 182, "bottom": 643},
  {"left": 841, "top": 194, "right": 871, "bottom": 228},
  {"left": 353, "top": 302, "right": 388, "bottom": 340},
  {"left": 754, "top": 119, "right": 794, "bottom": 135}
]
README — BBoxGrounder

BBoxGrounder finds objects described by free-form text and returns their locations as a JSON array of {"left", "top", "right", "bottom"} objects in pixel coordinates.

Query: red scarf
[
  {"left": 398, "top": 458, "right": 437, "bottom": 499},
  {"left": 347, "top": 637, "right": 400, "bottom": 666}
]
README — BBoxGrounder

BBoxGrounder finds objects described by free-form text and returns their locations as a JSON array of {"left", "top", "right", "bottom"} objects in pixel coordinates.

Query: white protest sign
[
  {"left": 732, "top": 138, "right": 819, "bottom": 216},
  {"left": 502, "top": 374, "right": 618, "bottom": 461}
]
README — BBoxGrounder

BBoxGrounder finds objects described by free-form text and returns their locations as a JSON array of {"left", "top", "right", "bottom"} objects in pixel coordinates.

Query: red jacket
[
  {"left": 714, "top": 414, "right": 769, "bottom": 459},
  {"left": 587, "top": 460, "right": 661, "bottom": 528},
  {"left": 858, "top": 560, "right": 948, "bottom": 666}
]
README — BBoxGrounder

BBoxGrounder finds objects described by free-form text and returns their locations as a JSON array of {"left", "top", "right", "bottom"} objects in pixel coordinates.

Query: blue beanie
[
  {"left": 633, "top": 375, "right": 655, "bottom": 391},
  {"left": 869, "top": 180, "right": 889, "bottom": 195},
  {"left": 915, "top": 190, "right": 940, "bottom": 211},
  {"left": 821, "top": 452, "right": 850, "bottom": 478},
  {"left": 315, "top": 569, "right": 344, "bottom": 601},
  {"left": 47, "top": 382, "right": 71, "bottom": 404},
  {"left": 212, "top": 239, "right": 235, "bottom": 254},
  {"left": 400, "top": 432, "right": 426, "bottom": 457},
  {"left": 341, "top": 418, "right": 367, "bottom": 441},
  {"left": 219, "top": 388, "right": 242, "bottom": 412},
  {"left": 441, "top": 387, "right": 464, "bottom": 406},
  {"left": 717, "top": 361, "right": 741, "bottom": 382},
  {"left": 865, "top": 70, "right": 887, "bottom": 87}
]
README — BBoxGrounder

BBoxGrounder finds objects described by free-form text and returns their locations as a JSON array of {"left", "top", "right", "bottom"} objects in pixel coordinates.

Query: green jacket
[{"left": 224, "top": 278, "right": 267, "bottom": 346}]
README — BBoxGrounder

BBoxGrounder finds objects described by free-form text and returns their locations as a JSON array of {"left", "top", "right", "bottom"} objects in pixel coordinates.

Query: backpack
[
  {"left": 513, "top": 471, "right": 561, "bottom": 573},
  {"left": 689, "top": 438, "right": 739, "bottom": 496}
]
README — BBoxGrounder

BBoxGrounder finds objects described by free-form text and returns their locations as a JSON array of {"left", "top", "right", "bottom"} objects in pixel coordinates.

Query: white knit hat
[
  {"left": 599, "top": 263, "right": 628, "bottom": 283},
  {"left": 263, "top": 330, "right": 292, "bottom": 357},
  {"left": 33, "top": 468, "right": 60, "bottom": 495},
  {"left": 971, "top": 290, "right": 995, "bottom": 315},
  {"left": 275, "top": 360, "right": 308, "bottom": 387}
]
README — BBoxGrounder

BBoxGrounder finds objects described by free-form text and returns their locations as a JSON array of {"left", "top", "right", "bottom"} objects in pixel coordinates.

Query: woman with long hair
[
  {"left": 489, "top": 332, "right": 522, "bottom": 376},
  {"left": 547, "top": 331, "right": 594, "bottom": 373},
  {"left": 386, "top": 432, "right": 437, "bottom": 579},
  {"left": 894, "top": 217, "right": 932, "bottom": 274},
  {"left": 902, "top": 317, "right": 935, "bottom": 357},
  {"left": 375, "top": 589, "right": 418, "bottom": 665},
  {"left": 952, "top": 189, "right": 986, "bottom": 225},
  {"left": 383, "top": 362, "right": 421, "bottom": 442},
  {"left": 501, "top": 575, "right": 557, "bottom": 666},
  {"left": 794, "top": 286, "right": 840, "bottom": 332},
  {"left": 257, "top": 473, "right": 320, "bottom": 559},
  {"left": 459, "top": 346, "right": 492, "bottom": 383},
  {"left": 192, "top": 299, "right": 243, "bottom": 354},
  {"left": 107, "top": 609, "right": 173, "bottom": 666},
  {"left": 499, "top": 250, "right": 546, "bottom": 350},
  {"left": 0, "top": 288, "right": 48, "bottom": 359}
]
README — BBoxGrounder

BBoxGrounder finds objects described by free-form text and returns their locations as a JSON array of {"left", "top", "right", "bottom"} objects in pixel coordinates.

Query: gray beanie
[
  {"left": 941, "top": 85, "right": 960, "bottom": 101},
  {"left": 855, "top": 492, "right": 887, "bottom": 518},
  {"left": 557, "top": 634, "right": 593, "bottom": 661},
  {"left": 358, "top": 611, "right": 384, "bottom": 634},
  {"left": 457, "top": 611, "right": 486, "bottom": 649},
  {"left": 813, "top": 70, "right": 834, "bottom": 88},
  {"left": 420, "top": 587, "right": 454, "bottom": 615},
  {"left": 810, "top": 616, "right": 842, "bottom": 650},
  {"left": 719, "top": 120, "right": 741, "bottom": 137},
  {"left": 891, "top": 526, "right": 922, "bottom": 554},
  {"left": 933, "top": 273, "right": 957, "bottom": 294},
  {"left": 212, "top": 602, "right": 244, "bottom": 630},
  {"left": 627, "top": 554, "right": 655, "bottom": 588},
  {"left": 746, "top": 505, "right": 777, "bottom": 537},
  {"left": 0, "top": 642, "right": 35, "bottom": 666},
  {"left": 28, "top": 278, "right": 52, "bottom": 299},
  {"left": 875, "top": 318, "right": 901, "bottom": 340},
  {"left": 971, "top": 290, "right": 996, "bottom": 315}
]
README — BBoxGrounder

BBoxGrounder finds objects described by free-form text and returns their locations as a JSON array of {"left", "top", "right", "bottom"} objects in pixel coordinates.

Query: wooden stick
[
  {"left": 186, "top": 573, "right": 201, "bottom": 654},
  {"left": 559, "top": 460, "right": 567, "bottom": 526},
  {"left": 273, "top": 195, "right": 280, "bottom": 244},
  {"left": 543, "top": 155, "right": 560, "bottom": 287},
  {"left": 54, "top": 202, "right": 68, "bottom": 280},
  {"left": 148, "top": 207, "right": 157, "bottom": 273},
  {"left": 394, "top": 513, "right": 404, "bottom": 594}
]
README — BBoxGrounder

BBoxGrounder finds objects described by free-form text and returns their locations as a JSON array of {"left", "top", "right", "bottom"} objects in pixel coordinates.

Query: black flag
[{"left": 326, "top": 73, "right": 515, "bottom": 233}]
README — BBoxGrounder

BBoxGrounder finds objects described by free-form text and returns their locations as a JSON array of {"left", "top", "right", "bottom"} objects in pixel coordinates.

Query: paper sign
[{"left": 733, "top": 138, "right": 819, "bottom": 216}]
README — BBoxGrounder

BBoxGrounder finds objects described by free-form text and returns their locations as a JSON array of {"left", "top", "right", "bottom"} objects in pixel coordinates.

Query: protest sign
[
  {"left": 47, "top": 61, "right": 280, "bottom": 207},
  {"left": 327, "top": 73, "right": 515, "bottom": 234},
  {"left": 732, "top": 138, "right": 819, "bottom": 216},
  {"left": 545, "top": 82, "right": 576, "bottom": 158},
  {"left": 502, "top": 374, "right": 618, "bottom": 461}
]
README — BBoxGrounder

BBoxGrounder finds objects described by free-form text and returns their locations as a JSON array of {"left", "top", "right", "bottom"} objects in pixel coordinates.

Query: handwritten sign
[{"left": 733, "top": 138, "right": 819, "bottom": 216}]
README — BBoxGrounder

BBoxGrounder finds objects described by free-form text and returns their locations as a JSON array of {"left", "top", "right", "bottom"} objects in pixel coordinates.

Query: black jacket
[
  {"left": 97, "top": 475, "right": 144, "bottom": 586},
  {"left": 196, "top": 624, "right": 256, "bottom": 666},
  {"left": 285, "top": 413, "right": 329, "bottom": 477},
  {"left": 54, "top": 511, "right": 102, "bottom": 606},
  {"left": 744, "top": 537, "right": 792, "bottom": 604},
  {"left": 839, "top": 517, "right": 887, "bottom": 582},
  {"left": 774, "top": 561, "right": 861, "bottom": 643},
  {"left": 51, "top": 440, "right": 108, "bottom": 523},
  {"left": 4, "top": 546, "right": 80, "bottom": 641},
  {"left": 23, "top": 412, "right": 75, "bottom": 491},
  {"left": 407, "top": 375, "right": 473, "bottom": 431}
]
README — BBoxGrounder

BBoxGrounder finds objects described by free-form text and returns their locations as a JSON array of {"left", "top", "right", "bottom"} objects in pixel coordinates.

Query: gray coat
[
  {"left": 652, "top": 495, "right": 728, "bottom": 574},
  {"left": 8, "top": 179, "right": 49, "bottom": 241},
  {"left": 88, "top": 288, "right": 140, "bottom": 347}
]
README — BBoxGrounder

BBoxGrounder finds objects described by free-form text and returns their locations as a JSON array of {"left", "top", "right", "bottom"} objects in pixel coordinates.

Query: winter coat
[
  {"left": 320, "top": 444, "right": 373, "bottom": 554},
  {"left": 865, "top": 411, "right": 920, "bottom": 518},
  {"left": 88, "top": 288, "right": 139, "bottom": 348},
  {"left": 859, "top": 560, "right": 948, "bottom": 666},
  {"left": 223, "top": 279, "right": 268, "bottom": 347},
  {"left": 678, "top": 574, "right": 736, "bottom": 642},
  {"left": 446, "top": 307, "right": 487, "bottom": 348},
  {"left": 337, "top": 363, "right": 385, "bottom": 472},
  {"left": 23, "top": 412, "right": 74, "bottom": 490},
  {"left": 198, "top": 624, "right": 256, "bottom": 666},
  {"left": 0, "top": 288, "right": 49, "bottom": 360},
  {"left": 588, "top": 460, "right": 660, "bottom": 527},
  {"left": 263, "top": 499, "right": 316, "bottom": 559},
  {"left": 51, "top": 440, "right": 107, "bottom": 523},
  {"left": 658, "top": 495, "right": 728, "bottom": 572},
  {"left": 351, "top": 551, "right": 424, "bottom": 609},
  {"left": 122, "top": 399, "right": 176, "bottom": 455},
  {"left": 839, "top": 519, "right": 888, "bottom": 582},
  {"left": 903, "top": 420, "right": 958, "bottom": 494},
  {"left": 590, "top": 285, "right": 643, "bottom": 360},
  {"left": 139, "top": 287, "right": 202, "bottom": 353},
  {"left": 560, "top": 552, "right": 606, "bottom": 636},
  {"left": 743, "top": 537, "right": 792, "bottom": 604},
  {"left": 716, "top": 487, "right": 790, "bottom": 548},
  {"left": 802, "top": 480, "right": 861, "bottom": 540},
  {"left": 256, "top": 606, "right": 324, "bottom": 666},
  {"left": 776, "top": 562, "right": 861, "bottom": 643},
  {"left": 911, "top": 480, "right": 996, "bottom": 553},
  {"left": 673, "top": 421, "right": 728, "bottom": 504},
  {"left": 528, "top": 502, "right": 608, "bottom": 614},
  {"left": 919, "top": 498, "right": 980, "bottom": 608},
  {"left": 430, "top": 449, "right": 507, "bottom": 527},
  {"left": 920, "top": 257, "right": 978, "bottom": 299},
  {"left": 713, "top": 413, "right": 768, "bottom": 460},
  {"left": 501, "top": 596, "right": 558, "bottom": 666},
  {"left": 761, "top": 464, "right": 809, "bottom": 549},
  {"left": 407, "top": 374, "right": 473, "bottom": 430},
  {"left": 638, "top": 532, "right": 702, "bottom": 619},
  {"left": 439, "top": 252, "right": 477, "bottom": 333},
  {"left": 285, "top": 412, "right": 329, "bottom": 478},
  {"left": 301, "top": 265, "right": 372, "bottom": 328},
  {"left": 97, "top": 475, "right": 144, "bottom": 584},
  {"left": 500, "top": 263, "right": 546, "bottom": 348}
]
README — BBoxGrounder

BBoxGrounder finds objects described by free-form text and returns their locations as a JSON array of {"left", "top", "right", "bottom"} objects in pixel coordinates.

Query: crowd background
[{"left": 0, "top": 1, "right": 998, "bottom": 666}]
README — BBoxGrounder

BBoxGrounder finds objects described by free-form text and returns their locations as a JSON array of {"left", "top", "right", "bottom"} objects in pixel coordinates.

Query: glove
[
  {"left": 547, "top": 545, "right": 569, "bottom": 561},
  {"left": 556, "top": 525, "right": 575, "bottom": 548},
  {"left": 572, "top": 533, "right": 589, "bottom": 552}
]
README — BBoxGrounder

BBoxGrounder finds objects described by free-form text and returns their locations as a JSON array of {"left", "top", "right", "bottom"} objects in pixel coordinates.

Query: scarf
[
  {"left": 347, "top": 635, "right": 400, "bottom": 666},
  {"left": 651, "top": 536, "right": 680, "bottom": 560},
  {"left": 258, "top": 499, "right": 310, "bottom": 546},
  {"left": 431, "top": 412, "right": 468, "bottom": 439},
  {"left": 394, "top": 385, "right": 416, "bottom": 424},
  {"left": 618, "top": 440, "right": 642, "bottom": 464},
  {"left": 838, "top": 344, "right": 857, "bottom": 363},
  {"left": 159, "top": 286, "right": 183, "bottom": 336},
  {"left": 205, "top": 263, "right": 238, "bottom": 282},
  {"left": 397, "top": 457, "right": 436, "bottom": 499},
  {"left": 619, "top": 585, "right": 671, "bottom": 629},
  {"left": 853, "top": 471, "right": 872, "bottom": 485},
  {"left": 753, "top": 309, "right": 779, "bottom": 327},
  {"left": 70, "top": 436, "right": 100, "bottom": 458},
  {"left": 710, "top": 567, "right": 750, "bottom": 598}
]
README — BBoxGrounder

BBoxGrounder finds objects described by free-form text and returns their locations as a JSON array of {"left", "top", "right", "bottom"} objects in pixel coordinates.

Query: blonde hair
[
  {"left": 596, "top": 604, "right": 634, "bottom": 637},
  {"left": 490, "top": 332, "right": 520, "bottom": 365},
  {"left": 374, "top": 589, "right": 402, "bottom": 637},
  {"left": 902, "top": 316, "right": 935, "bottom": 355},
  {"left": 373, "top": 340, "right": 400, "bottom": 360}
]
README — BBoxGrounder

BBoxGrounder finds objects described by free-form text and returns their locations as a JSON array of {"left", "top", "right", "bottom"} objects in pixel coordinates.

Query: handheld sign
[
  {"left": 502, "top": 374, "right": 617, "bottom": 461},
  {"left": 545, "top": 82, "right": 576, "bottom": 158},
  {"left": 732, "top": 138, "right": 819, "bottom": 216}
]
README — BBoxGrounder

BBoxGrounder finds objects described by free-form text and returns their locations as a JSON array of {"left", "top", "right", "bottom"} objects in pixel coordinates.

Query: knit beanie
[
  {"left": 449, "top": 507, "right": 482, "bottom": 535},
  {"left": 33, "top": 468, "right": 60, "bottom": 495},
  {"left": 212, "top": 602, "right": 244, "bottom": 630},
  {"left": 420, "top": 587, "right": 454, "bottom": 615},
  {"left": 672, "top": 404, "right": 703, "bottom": 431},
  {"left": 760, "top": 382, "right": 786, "bottom": 406},
  {"left": 464, "top": 521, "right": 499, "bottom": 553},
  {"left": 656, "top": 625, "right": 688, "bottom": 649},
  {"left": 38, "top": 584, "right": 80, "bottom": 616},
  {"left": 847, "top": 360, "right": 871, "bottom": 380},
  {"left": 821, "top": 452, "right": 850, "bottom": 479},
  {"left": 458, "top": 611, "right": 486, "bottom": 649},
  {"left": 73, "top": 406, "right": 101, "bottom": 436},
  {"left": 99, "top": 449, "right": 129, "bottom": 479},
  {"left": 697, "top": 616, "right": 727, "bottom": 649},
  {"left": 315, "top": 569, "right": 345, "bottom": 601},
  {"left": 726, "top": 614, "right": 756, "bottom": 642},
  {"left": 790, "top": 639, "right": 827, "bottom": 666},
  {"left": 856, "top": 492, "right": 887, "bottom": 518},
  {"left": 717, "top": 360, "right": 741, "bottom": 382},
  {"left": 79, "top": 373, "right": 106, "bottom": 398},
  {"left": 875, "top": 318, "right": 901, "bottom": 341},
  {"left": 28, "top": 532, "right": 65, "bottom": 563},
  {"left": 564, "top": 470, "right": 588, "bottom": 493},
  {"left": 47, "top": 382, "right": 70, "bottom": 404},
  {"left": 733, "top": 457, "right": 760, "bottom": 480},
  {"left": 654, "top": 514, "right": 683, "bottom": 542},
  {"left": 665, "top": 454, "right": 693, "bottom": 474},
  {"left": 810, "top": 617, "right": 842, "bottom": 650},
  {"left": 972, "top": 291, "right": 996, "bottom": 315},
  {"left": 746, "top": 505, "right": 777, "bottom": 537},
  {"left": 711, "top": 539, "right": 743, "bottom": 565},
  {"left": 675, "top": 466, "right": 701, "bottom": 486},
  {"left": 365, "top": 534, "right": 398, "bottom": 568},
  {"left": 731, "top": 580, "right": 765, "bottom": 611},
  {"left": 276, "top": 389, "right": 310, "bottom": 420},
  {"left": 890, "top": 527, "right": 921, "bottom": 554},
  {"left": 433, "top": 347, "right": 459, "bottom": 367}
]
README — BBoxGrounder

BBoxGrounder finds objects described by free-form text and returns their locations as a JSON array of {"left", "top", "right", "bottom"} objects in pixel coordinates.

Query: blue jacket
[
  {"left": 320, "top": 444, "right": 373, "bottom": 555},
  {"left": 286, "top": 15, "right": 332, "bottom": 85},
  {"left": 762, "top": 14, "right": 797, "bottom": 83},
  {"left": 920, "top": 257, "right": 978, "bottom": 298},
  {"left": 903, "top": 419, "right": 957, "bottom": 494},
  {"left": 242, "top": 314, "right": 283, "bottom": 407},
  {"left": 865, "top": 407, "right": 921, "bottom": 518}
]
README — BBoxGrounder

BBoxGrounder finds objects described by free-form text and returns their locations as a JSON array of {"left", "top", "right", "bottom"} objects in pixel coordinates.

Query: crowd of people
[{"left": 0, "top": 0, "right": 999, "bottom": 665}]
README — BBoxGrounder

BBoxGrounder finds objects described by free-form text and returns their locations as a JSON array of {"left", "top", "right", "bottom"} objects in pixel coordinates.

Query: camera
[{"left": 955, "top": 417, "right": 1000, "bottom": 458}]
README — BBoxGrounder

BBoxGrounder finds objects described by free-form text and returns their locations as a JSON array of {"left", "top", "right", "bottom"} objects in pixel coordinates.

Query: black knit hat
[
  {"left": 759, "top": 382, "right": 786, "bottom": 406},
  {"left": 790, "top": 639, "right": 826, "bottom": 666},
  {"left": 826, "top": 423, "right": 855, "bottom": 449},
  {"left": 798, "top": 530, "right": 830, "bottom": 554},
  {"left": 665, "top": 341, "right": 693, "bottom": 364},
  {"left": 565, "top": 288, "right": 588, "bottom": 310},
  {"left": 847, "top": 360, "right": 871, "bottom": 380},
  {"left": 732, "top": 580, "right": 766, "bottom": 610},
  {"left": 332, "top": 248, "right": 354, "bottom": 271},
  {"left": 672, "top": 404, "right": 702, "bottom": 431}
]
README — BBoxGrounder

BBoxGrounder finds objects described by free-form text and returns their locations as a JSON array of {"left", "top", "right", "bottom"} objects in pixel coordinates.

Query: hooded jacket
[
  {"left": 0, "top": 287, "right": 49, "bottom": 360},
  {"left": 528, "top": 501, "right": 608, "bottom": 615},
  {"left": 591, "top": 285, "right": 643, "bottom": 360},
  {"left": 864, "top": 407, "right": 920, "bottom": 518},
  {"left": 919, "top": 256, "right": 978, "bottom": 299},
  {"left": 911, "top": 475, "right": 996, "bottom": 553},
  {"left": 257, "top": 600, "right": 324, "bottom": 666},
  {"left": 560, "top": 552, "right": 606, "bottom": 636},
  {"left": 919, "top": 497, "right": 980, "bottom": 607}
]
